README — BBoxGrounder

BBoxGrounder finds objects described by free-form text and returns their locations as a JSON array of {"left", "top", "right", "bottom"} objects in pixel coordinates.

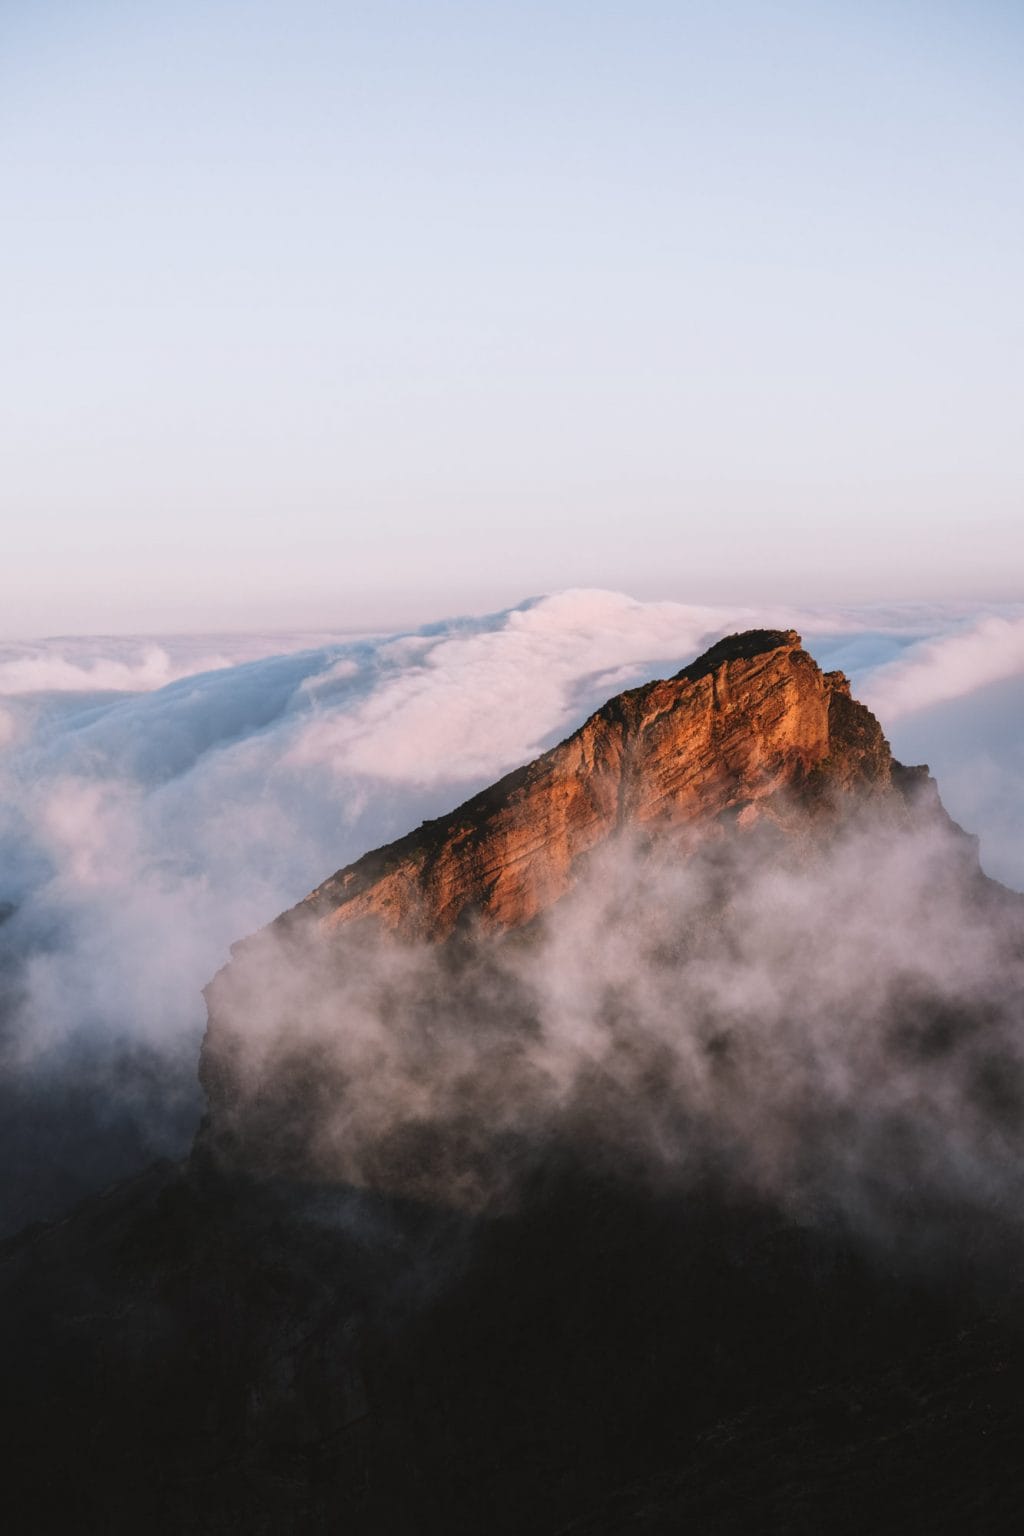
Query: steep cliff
[
  {"left": 273, "top": 628, "right": 900, "bottom": 944},
  {"left": 197, "top": 629, "right": 993, "bottom": 1198}
]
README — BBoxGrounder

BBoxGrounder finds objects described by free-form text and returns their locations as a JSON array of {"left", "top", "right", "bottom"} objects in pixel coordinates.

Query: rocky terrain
[
  {"left": 2, "top": 629, "right": 1023, "bottom": 1533},
  {"left": 266, "top": 627, "right": 896, "bottom": 942},
  {"left": 196, "top": 627, "right": 991, "bottom": 1202}
]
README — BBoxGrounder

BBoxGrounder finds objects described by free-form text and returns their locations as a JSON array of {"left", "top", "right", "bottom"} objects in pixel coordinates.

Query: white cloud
[
  {"left": 0, "top": 588, "right": 1021, "bottom": 1230},
  {"left": 35, "top": 776, "right": 141, "bottom": 888},
  {"left": 0, "top": 629, "right": 364, "bottom": 698},
  {"left": 1, "top": 590, "right": 1018, "bottom": 1067},
  {"left": 201, "top": 816, "right": 1024, "bottom": 1236},
  {"left": 289, "top": 590, "right": 760, "bottom": 786},
  {"left": 860, "top": 614, "right": 1024, "bottom": 722},
  {"left": 0, "top": 645, "right": 192, "bottom": 696}
]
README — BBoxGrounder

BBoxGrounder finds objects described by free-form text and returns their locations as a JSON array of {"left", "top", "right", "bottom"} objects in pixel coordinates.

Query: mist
[
  {"left": 200, "top": 798, "right": 1024, "bottom": 1261},
  {"left": 1, "top": 591, "right": 1022, "bottom": 1235}
]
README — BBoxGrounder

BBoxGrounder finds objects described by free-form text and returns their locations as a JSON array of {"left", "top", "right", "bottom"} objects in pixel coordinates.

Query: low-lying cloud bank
[
  {"left": 0, "top": 590, "right": 1021, "bottom": 1232},
  {"left": 201, "top": 813, "right": 1024, "bottom": 1256},
  {"left": 858, "top": 613, "right": 1024, "bottom": 722},
  {"left": 0, "top": 630, "right": 364, "bottom": 698}
]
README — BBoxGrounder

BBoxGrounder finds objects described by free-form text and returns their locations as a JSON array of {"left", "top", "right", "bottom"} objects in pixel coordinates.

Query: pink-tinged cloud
[{"left": 861, "top": 616, "right": 1024, "bottom": 723}]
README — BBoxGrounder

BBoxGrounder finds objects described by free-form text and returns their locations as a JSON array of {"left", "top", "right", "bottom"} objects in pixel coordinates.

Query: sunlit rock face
[
  {"left": 196, "top": 628, "right": 1012, "bottom": 1203},
  {"left": 263, "top": 629, "right": 898, "bottom": 942}
]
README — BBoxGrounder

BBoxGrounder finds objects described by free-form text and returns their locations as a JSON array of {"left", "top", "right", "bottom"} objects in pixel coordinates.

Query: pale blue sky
[{"left": 2, "top": 1, "right": 1022, "bottom": 635}]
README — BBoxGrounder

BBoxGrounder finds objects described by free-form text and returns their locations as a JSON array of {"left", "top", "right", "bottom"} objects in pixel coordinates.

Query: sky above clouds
[{"left": 3, "top": 0, "right": 1023, "bottom": 635}]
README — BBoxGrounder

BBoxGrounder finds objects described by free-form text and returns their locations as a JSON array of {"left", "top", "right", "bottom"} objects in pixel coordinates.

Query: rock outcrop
[
  {"left": 197, "top": 628, "right": 985, "bottom": 1198},
  {"left": 274, "top": 629, "right": 900, "bottom": 945}
]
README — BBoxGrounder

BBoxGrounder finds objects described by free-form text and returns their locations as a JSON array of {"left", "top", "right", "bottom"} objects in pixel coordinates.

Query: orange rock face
[
  {"left": 284, "top": 629, "right": 894, "bottom": 944},
  {"left": 196, "top": 628, "right": 955, "bottom": 1188}
]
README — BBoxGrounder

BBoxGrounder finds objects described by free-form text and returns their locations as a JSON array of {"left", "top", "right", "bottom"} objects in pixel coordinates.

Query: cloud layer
[
  {"left": 859, "top": 614, "right": 1024, "bottom": 722},
  {"left": 0, "top": 590, "right": 1021, "bottom": 1233},
  {"left": 202, "top": 813, "right": 1024, "bottom": 1260},
  {"left": 0, "top": 631, "right": 358, "bottom": 698}
]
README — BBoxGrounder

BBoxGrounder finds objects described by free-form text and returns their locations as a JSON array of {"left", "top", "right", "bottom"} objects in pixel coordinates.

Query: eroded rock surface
[
  {"left": 283, "top": 629, "right": 894, "bottom": 942},
  {"left": 196, "top": 629, "right": 1000, "bottom": 1201}
]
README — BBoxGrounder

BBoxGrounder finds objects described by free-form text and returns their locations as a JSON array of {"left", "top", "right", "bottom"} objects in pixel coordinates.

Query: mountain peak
[
  {"left": 196, "top": 627, "right": 989, "bottom": 1197},
  {"left": 260, "top": 628, "right": 893, "bottom": 947},
  {"left": 672, "top": 626, "right": 801, "bottom": 681}
]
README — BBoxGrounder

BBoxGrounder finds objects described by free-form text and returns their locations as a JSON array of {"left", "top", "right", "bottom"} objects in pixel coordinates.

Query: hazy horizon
[{"left": 4, "top": 0, "right": 1023, "bottom": 635}]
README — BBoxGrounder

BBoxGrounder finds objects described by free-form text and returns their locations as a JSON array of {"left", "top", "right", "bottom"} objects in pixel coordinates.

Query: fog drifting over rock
[
  {"left": 199, "top": 815, "right": 1024, "bottom": 1257},
  {"left": 0, "top": 590, "right": 1021, "bottom": 1233}
]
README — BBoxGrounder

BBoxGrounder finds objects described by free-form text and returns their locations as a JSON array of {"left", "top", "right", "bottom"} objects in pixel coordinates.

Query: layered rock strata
[
  {"left": 273, "top": 628, "right": 900, "bottom": 945},
  {"left": 197, "top": 629, "right": 966, "bottom": 1191}
]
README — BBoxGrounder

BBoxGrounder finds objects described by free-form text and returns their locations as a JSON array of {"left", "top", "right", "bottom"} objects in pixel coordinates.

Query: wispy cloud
[
  {"left": 289, "top": 591, "right": 759, "bottom": 785},
  {"left": 0, "top": 630, "right": 364, "bottom": 699},
  {"left": 860, "top": 614, "right": 1024, "bottom": 722}
]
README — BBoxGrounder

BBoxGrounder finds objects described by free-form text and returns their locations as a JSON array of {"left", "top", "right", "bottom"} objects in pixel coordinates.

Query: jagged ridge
[{"left": 275, "top": 628, "right": 898, "bottom": 943}]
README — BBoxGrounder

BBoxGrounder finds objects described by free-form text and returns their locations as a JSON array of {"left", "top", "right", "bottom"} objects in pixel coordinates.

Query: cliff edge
[{"left": 273, "top": 628, "right": 901, "bottom": 944}]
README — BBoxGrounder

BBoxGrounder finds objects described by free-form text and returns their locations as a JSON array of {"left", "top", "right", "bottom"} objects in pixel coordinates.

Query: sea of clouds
[
  {"left": 201, "top": 813, "right": 1024, "bottom": 1262},
  {"left": 0, "top": 589, "right": 1022, "bottom": 1232}
]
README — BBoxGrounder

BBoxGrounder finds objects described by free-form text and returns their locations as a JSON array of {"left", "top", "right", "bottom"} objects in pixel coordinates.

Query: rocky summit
[
  {"left": 3, "top": 629, "right": 1024, "bottom": 1535},
  {"left": 276, "top": 628, "right": 899, "bottom": 941},
  {"left": 197, "top": 626, "right": 979, "bottom": 1198}
]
